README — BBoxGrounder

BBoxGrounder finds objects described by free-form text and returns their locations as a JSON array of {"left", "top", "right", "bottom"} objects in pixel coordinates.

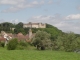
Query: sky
[{"left": 0, "top": 0, "right": 80, "bottom": 34}]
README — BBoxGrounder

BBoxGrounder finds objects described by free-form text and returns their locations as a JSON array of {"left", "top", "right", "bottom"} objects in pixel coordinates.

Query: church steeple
[{"left": 29, "top": 28, "right": 32, "bottom": 40}]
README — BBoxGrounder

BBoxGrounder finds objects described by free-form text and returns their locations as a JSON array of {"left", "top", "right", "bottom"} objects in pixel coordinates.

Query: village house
[{"left": 0, "top": 29, "right": 34, "bottom": 43}]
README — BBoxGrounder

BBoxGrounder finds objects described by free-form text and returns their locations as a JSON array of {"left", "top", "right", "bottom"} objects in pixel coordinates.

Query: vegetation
[
  {"left": 0, "top": 48, "right": 80, "bottom": 60},
  {"left": 52, "top": 32, "right": 80, "bottom": 52},
  {"left": 7, "top": 38, "right": 18, "bottom": 50},
  {"left": 7, "top": 38, "right": 29, "bottom": 50},
  {"left": 32, "top": 30, "right": 52, "bottom": 50},
  {"left": 0, "top": 22, "right": 80, "bottom": 52},
  {"left": 0, "top": 22, "right": 80, "bottom": 60},
  {"left": 0, "top": 42, "right": 5, "bottom": 47},
  {"left": 17, "top": 41, "right": 29, "bottom": 50}
]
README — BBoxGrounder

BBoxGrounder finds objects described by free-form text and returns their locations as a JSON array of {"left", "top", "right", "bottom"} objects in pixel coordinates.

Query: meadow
[{"left": 0, "top": 47, "right": 80, "bottom": 60}]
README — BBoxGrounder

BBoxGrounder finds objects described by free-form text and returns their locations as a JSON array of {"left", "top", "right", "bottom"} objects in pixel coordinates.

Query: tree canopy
[
  {"left": 53, "top": 32, "right": 80, "bottom": 52},
  {"left": 32, "top": 30, "right": 52, "bottom": 50}
]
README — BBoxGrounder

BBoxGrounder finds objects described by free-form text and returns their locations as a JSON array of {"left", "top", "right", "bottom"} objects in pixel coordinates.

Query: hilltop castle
[{"left": 23, "top": 22, "right": 46, "bottom": 28}]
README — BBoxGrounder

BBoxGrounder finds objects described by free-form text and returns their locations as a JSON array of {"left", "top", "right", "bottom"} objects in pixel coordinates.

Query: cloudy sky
[{"left": 0, "top": 0, "right": 80, "bottom": 34}]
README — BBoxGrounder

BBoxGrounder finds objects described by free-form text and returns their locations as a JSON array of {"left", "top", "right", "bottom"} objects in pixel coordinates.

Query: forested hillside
[
  {"left": 0, "top": 22, "right": 80, "bottom": 52},
  {"left": 0, "top": 22, "right": 63, "bottom": 40},
  {"left": 0, "top": 22, "right": 80, "bottom": 38}
]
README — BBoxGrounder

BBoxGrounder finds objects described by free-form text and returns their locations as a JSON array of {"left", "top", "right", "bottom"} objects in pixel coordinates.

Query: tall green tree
[
  {"left": 54, "top": 32, "right": 80, "bottom": 52},
  {"left": 32, "top": 30, "right": 52, "bottom": 50},
  {"left": 0, "top": 22, "right": 14, "bottom": 32},
  {"left": 15, "top": 22, "right": 23, "bottom": 28}
]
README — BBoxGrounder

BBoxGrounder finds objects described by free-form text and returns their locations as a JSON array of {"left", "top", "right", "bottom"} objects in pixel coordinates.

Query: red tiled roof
[
  {"left": 15, "top": 33, "right": 29, "bottom": 41},
  {"left": 0, "top": 36, "right": 5, "bottom": 42},
  {"left": 17, "top": 33, "right": 23, "bottom": 36}
]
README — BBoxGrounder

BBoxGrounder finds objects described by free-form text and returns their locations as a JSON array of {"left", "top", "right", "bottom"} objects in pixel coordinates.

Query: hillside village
[
  {"left": 0, "top": 22, "right": 80, "bottom": 52},
  {"left": 0, "top": 0, "right": 80, "bottom": 60},
  {"left": 0, "top": 22, "right": 46, "bottom": 46},
  {"left": 0, "top": 29, "right": 34, "bottom": 42}
]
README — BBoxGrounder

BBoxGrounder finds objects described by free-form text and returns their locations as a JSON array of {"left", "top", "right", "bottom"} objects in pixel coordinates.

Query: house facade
[
  {"left": 23, "top": 22, "right": 46, "bottom": 28},
  {"left": 0, "top": 29, "right": 34, "bottom": 43}
]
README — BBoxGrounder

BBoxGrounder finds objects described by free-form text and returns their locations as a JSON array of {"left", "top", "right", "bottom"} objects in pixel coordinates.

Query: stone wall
[{"left": 23, "top": 22, "right": 46, "bottom": 28}]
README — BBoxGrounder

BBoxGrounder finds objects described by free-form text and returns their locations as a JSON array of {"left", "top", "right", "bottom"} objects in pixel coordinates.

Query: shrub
[
  {"left": 19, "top": 41, "right": 28, "bottom": 47},
  {"left": 0, "top": 41, "right": 5, "bottom": 47},
  {"left": 7, "top": 38, "right": 18, "bottom": 50},
  {"left": 17, "top": 41, "right": 28, "bottom": 50}
]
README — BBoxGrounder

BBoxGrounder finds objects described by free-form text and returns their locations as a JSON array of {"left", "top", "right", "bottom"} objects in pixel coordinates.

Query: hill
[{"left": 0, "top": 22, "right": 64, "bottom": 40}]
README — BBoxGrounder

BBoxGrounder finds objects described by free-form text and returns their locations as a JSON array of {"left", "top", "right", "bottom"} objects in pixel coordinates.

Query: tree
[
  {"left": 15, "top": 22, "right": 23, "bottom": 29},
  {"left": 75, "top": 37, "right": 80, "bottom": 52},
  {"left": 54, "top": 32, "right": 80, "bottom": 52},
  {"left": 0, "top": 22, "right": 14, "bottom": 32},
  {"left": 32, "top": 30, "right": 52, "bottom": 50}
]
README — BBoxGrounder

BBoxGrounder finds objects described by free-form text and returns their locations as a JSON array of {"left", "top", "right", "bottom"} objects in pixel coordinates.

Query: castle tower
[{"left": 29, "top": 28, "right": 32, "bottom": 40}]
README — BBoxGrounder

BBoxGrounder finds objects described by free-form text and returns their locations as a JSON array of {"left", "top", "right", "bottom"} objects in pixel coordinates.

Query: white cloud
[
  {"left": 27, "top": 14, "right": 80, "bottom": 34},
  {"left": 11, "top": 19, "right": 19, "bottom": 24},
  {"left": 65, "top": 14, "right": 80, "bottom": 20},
  {"left": 0, "top": 0, "right": 62, "bottom": 13},
  {"left": 48, "top": 0, "right": 53, "bottom": 4},
  {"left": 0, "top": 0, "right": 45, "bottom": 13},
  {"left": 48, "top": 0, "right": 62, "bottom": 5},
  {"left": 0, "top": 0, "right": 25, "bottom": 5},
  {"left": 55, "top": 21, "right": 80, "bottom": 34},
  {"left": 0, "top": 0, "right": 61, "bottom": 12},
  {"left": 0, "top": 19, "right": 19, "bottom": 24},
  {"left": 27, "top": 15, "right": 62, "bottom": 24}
]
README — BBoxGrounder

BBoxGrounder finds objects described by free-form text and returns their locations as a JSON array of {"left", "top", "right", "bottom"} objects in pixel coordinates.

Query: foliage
[
  {"left": 44, "top": 28, "right": 63, "bottom": 40},
  {"left": 32, "top": 28, "right": 63, "bottom": 41},
  {"left": 32, "top": 30, "right": 52, "bottom": 50},
  {"left": 0, "top": 42, "right": 5, "bottom": 47},
  {"left": 15, "top": 22, "right": 23, "bottom": 29},
  {"left": 46, "top": 23, "right": 56, "bottom": 28},
  {"left": 0, "top": 22, "right": 14, "bottom": 32},
  {"left": 54, "top": 32, "right": 80, "bottom": 52},
  {"left": 17, "top": 41, "right": 28, "bottom": 50},
  {"left": 7, "top": 38, "right": 18, "bottom": 50},
  {"left": 14, "top": 22, "right": 24, "bottom": 34},
  {"left": 76, "top": 37, "right": 80, "bottom": 50}
]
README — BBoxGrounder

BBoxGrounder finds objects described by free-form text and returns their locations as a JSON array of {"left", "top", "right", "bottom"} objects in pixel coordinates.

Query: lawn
[{"left": 0, "top": 47, "right": 80, "bottom": 60}]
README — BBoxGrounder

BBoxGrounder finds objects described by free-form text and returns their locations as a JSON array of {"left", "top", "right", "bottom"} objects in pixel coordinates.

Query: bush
[
  {"left": 7, "top": 38, "right": 18, "bottom": 50},
  {"left": 17, "top": 41, "right": 28, "bottom": 50},
  {"left": 19, "top": 41, "right": 28, "bottom": 47},
  {"left": 0, "top": 42, "right": 5, "bottom": 47}
]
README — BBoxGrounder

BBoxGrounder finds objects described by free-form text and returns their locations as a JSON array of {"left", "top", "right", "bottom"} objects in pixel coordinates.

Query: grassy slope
[{"left": 0, "top": 47, "right": 80, "bottom": 60}]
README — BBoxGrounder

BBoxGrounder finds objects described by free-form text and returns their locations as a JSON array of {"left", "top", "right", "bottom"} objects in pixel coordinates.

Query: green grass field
[{"left": 0, "top": 47, "right": 80, "bottom": 60}]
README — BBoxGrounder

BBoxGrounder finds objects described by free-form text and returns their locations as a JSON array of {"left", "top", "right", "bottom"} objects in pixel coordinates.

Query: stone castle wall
[{"left": 23, "top": 22, "right": 46, "bottom": 28}]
